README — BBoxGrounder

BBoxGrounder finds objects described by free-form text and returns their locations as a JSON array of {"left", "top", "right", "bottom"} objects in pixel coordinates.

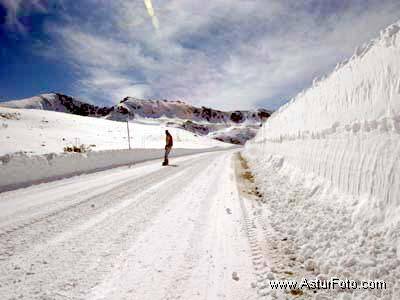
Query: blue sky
[{"left": 0, "top": 0, "right": 400, "bottom": 110}]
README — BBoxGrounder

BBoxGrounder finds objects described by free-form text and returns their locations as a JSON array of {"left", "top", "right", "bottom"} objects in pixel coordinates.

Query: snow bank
[
  {"left": 0, "top": 147, "right": 228, "bottom": 192},
  {"left": 262, "top": 22, "right": 400, "bottom": 138},
  {"left": 245, "top": 155, "right": 400, "bottom": 299},
  {"left": 244, "top": 21, "right": 400, "bottom": 299},
  {"left": 246, "top": 20, "right": 400, "bottom": 228}
]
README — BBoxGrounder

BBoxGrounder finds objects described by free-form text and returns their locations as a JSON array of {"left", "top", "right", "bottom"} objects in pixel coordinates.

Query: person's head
[{"left": 165, "top": 130, "right": 169, "bottom": 135}]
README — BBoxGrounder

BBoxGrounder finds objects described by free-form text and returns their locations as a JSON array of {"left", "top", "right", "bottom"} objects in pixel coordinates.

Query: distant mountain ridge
[
  {"left": 0, "top": 93, "right": 271, "bottom": 124},
  {"left": 0, "top": 93, "right": 272, "bottom": 144},
  {"left": 109, "top": 96, "right": 271, "bottom": 124},
  {"left": 0, "top": 93, "right": 113, "bottom": 117}
]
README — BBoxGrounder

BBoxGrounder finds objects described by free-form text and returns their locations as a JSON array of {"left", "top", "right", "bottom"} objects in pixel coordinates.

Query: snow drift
[{"left": 244, "top": 21, "right": 400, "bottom": 299}]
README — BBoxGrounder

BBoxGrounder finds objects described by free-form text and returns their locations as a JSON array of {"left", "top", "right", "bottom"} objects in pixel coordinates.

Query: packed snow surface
[
  {"left": 0, "top": 151, "right": 257, "bottom": 299},
  {"left": 244, "top": 20, "right": 400, "bottom": 299}
]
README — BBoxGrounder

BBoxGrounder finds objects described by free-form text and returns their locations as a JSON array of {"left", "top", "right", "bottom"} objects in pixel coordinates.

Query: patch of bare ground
[
  {"left": 237, "top": 153, "right": 263, "bottom": 198},
  {"left": 0, "top": 111, "right": 20, "bottom": 120},
  {"left": 235, "top": 152, "right": 313, "bottom": 299}
]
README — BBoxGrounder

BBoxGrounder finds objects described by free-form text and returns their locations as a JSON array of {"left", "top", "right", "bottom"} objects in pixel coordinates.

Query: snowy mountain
[
  {"left": 1, "top": 94, "right": 271, "bottom": 144},
  {"left": 208, "top": 126, "right": 260, "bottom": 145},
  {"left": 109, "top": 96, "right": 270, "bottom": 124},
  {"left": 244, "top": 20, "right": 400, "bottom": 299},
  {"left": 0, "top": 93, "right": 113, "bottom": 117}
]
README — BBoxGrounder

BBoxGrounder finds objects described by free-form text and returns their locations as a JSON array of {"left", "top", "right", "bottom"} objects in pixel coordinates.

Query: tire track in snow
[
  {"left": 236, "top": 153, "right": 317, "bottom": 299},
  {"left": 0, "top": 152, "right": 208, "bottom": 231},
  {"left": 238, "top": 196, "right": 270, "bottom": 299},
  {"left": 234, "top": 153, "right": 301, "bottom": 299},
  {"left": 88, "top": 151, "right": 256, "bottom": 300},
  {"left": 162, "top": 157, "right": 226, "bottom": 300},
  {"left": 174, "top": 153, "right": 256, "bottom": 300}
]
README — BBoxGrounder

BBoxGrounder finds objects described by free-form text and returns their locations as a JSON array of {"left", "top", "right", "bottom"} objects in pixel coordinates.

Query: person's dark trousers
[{"left": 164, "top": 146, "right": 172, "bottom": 164}]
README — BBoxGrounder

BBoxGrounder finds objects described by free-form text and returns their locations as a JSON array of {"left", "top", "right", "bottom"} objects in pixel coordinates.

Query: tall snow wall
[{"left": 244, "top": 21, "right": 400, "bottom": 227}]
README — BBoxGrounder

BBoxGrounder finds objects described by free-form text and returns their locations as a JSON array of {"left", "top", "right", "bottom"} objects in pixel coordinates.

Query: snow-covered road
[{"left": 0, "top": 150, "right": 258, "bottom": 300}]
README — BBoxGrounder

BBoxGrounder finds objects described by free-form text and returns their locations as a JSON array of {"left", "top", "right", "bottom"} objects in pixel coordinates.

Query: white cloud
[
  {"left": 33, "top": 0, "right": 400, "bottom": 109},
  {"left": 77, "top": 69, "right": 151, "bottom": 104}
]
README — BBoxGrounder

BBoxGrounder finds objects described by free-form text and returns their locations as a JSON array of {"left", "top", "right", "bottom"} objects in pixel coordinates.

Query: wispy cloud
[
  {"left": 0, "top": 0, "right": 48, "bottom": 33},
  {"left": 4, "top": 0, "right": 400, "bottom": 109}
]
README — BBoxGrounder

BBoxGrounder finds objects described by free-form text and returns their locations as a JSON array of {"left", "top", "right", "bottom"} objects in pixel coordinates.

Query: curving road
[{"left": 0, "top": 150, "right": 258, "bottom": 300}]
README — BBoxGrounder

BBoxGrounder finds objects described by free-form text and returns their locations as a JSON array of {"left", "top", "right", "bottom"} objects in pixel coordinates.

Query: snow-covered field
[
  {"left": 0, "top": 106, "right": 229, "bottom": 156},
  {"left": 0, "top": 106, "right": 233, "bottom": 191},
  {"left": 0, "top": 93, "right": 271, "bottom": 146},
  {"left": 244, "top": 21, "right": 400, "bottom": 299}
]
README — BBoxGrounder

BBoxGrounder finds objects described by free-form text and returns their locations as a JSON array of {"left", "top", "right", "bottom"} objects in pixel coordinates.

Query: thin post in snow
[{"left": 127, "top": 119, "right": 131, "bottom": 150}]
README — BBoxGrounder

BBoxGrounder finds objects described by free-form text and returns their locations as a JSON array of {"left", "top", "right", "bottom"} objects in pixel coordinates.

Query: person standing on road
[{"left": 163, "top": 130, "right": 173, "bottom": 166}]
